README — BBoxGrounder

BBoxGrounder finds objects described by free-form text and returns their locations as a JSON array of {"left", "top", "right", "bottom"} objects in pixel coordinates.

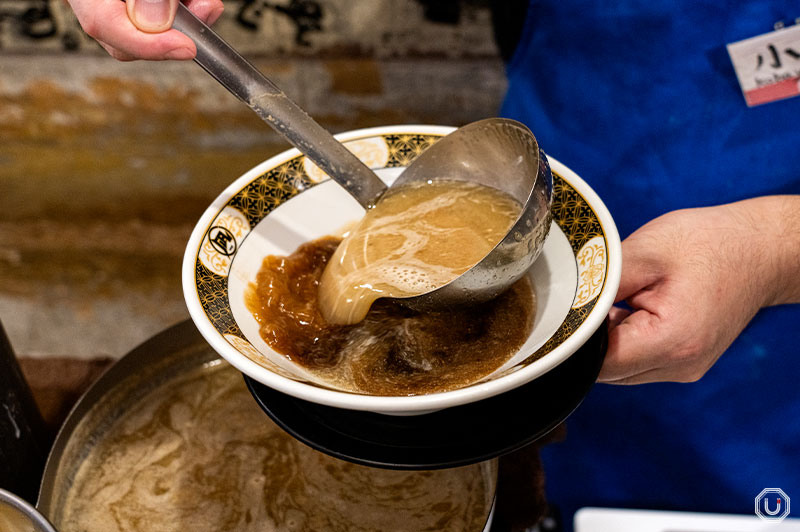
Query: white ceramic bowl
[{"left": 183, "top": 124, "right": 621, "bottom": 415}]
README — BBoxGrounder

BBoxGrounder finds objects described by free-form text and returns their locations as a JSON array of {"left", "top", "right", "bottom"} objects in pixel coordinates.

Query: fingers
[
  {"left": 602, "top": 229, "right": 686, "bottom": 383},
  {"left": 600, "top": 230, "right": 669, "bottom": 382},
  {"left": 97, "top": 40, "right": 138, "bottom": 61},
  {"left": 67, "top": 0, "right": 225, "bottom": 61},
  {"left": 607, "top": 305, "right": 630, "bottom": 329},
  {"left": 69, "top": 0, "right": 194, "bottom": 60},
  {"left": 597, "top": 205, "right": 768, "bottom": 385},
  {"left": 601, "top": 292, "right": 716, "bottom": 384},
  {"left": 126, "top": 0, "right": 223, "bottom": 32},
  {"left": 600, "top": 367, "right": 669, "bottom": 385},
  {"left": 184, "top": 0, "right": 226, "bottom": 25},
  {"left": 127, "top": 0, "right": 180, "bottom": 33},
  {"left": 599, "top": 308, "right": 663, "bottom": 382},
  {"left": 613, "top": 226, "right": 667, "bottom": 303}
]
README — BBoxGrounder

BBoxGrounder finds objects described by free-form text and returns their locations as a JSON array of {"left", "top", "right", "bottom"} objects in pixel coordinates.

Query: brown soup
[{"left": 246, "top": 236, "right": 534, "bottom": 396}]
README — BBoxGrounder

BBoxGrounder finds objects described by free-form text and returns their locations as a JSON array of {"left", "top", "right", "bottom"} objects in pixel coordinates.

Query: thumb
[
  {"left": 599, "top": 307, "right": 663, "bottom": 382},
  {"left": 127, "top": 0, "right": 179, "bottom": 33},
  {"left": 601, "top": 234, "right": 669, "bottom": 382},
  {"left": 614, "top": 235, "right": 663, "bottom": 303}
]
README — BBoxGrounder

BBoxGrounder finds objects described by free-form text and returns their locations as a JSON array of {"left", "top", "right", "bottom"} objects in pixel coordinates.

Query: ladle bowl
[
  {"left": 393, "top": 118, "right": 552, "bottom": 311},
  {"left": 172, "top": 5, "right": 551, "bottom": 310}
]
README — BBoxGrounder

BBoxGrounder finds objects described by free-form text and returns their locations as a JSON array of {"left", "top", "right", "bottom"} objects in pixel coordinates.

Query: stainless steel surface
[
  {"left": 172, "top": 4, "right": 387, "bottom": 209},
  {"left": 37, "top": 320, "right": 215, "bottom": 521},
  {"left": 395, "top": 118, "right": 553, "bottom": 311},
  {"left": 1, "top": 488, "right": 58, "bottom": 532}
]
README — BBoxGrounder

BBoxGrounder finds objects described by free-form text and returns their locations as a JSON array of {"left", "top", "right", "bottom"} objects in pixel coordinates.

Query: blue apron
[{"left": 501, "top": 0, "right": 800, "bottom": 525}]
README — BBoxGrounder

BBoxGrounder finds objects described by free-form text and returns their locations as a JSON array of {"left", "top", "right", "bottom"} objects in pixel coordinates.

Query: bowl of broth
[{"left": 183, "top": 124, "right": 621, "bottom": 415}]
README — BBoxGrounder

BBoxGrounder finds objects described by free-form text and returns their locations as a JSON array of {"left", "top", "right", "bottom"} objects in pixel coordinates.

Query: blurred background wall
[{"left": 0, "top": 0, "right": 507, "bottom": 366}]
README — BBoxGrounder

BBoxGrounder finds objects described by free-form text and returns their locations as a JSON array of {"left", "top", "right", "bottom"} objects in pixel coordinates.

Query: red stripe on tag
[{"left": 744, "top": 76, "right": 800, "bottom": 106}]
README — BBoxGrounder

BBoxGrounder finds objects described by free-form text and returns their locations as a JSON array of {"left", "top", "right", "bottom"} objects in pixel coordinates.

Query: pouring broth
[
  {"left": 318, "top": 180, "right": 521, "bottom": 325},
  {"left": 246, "top": 236, "right": 534, "bottom": 396}
]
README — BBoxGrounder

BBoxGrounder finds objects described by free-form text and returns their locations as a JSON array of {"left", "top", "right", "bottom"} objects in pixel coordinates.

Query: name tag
[{"left": 727, "top": 24, "right": 800, "bottom": 107}]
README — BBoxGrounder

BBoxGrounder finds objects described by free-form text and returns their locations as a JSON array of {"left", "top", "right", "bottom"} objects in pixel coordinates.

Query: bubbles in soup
[
  {"left": 318, "top": 180, "right": 522, "bottom": 325},
  {"left": 246, "top": 237, "right": 535, "bottom": 396}
]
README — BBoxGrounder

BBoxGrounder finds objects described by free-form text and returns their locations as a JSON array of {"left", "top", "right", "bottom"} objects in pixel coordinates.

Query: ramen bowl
[{"left": 183, "top": 124, "right": 621, "bottom": 416}]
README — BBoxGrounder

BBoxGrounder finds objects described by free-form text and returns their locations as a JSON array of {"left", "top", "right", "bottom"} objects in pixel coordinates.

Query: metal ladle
[{"left": 173, "top": 4, "right": 553, "bottom": 310}]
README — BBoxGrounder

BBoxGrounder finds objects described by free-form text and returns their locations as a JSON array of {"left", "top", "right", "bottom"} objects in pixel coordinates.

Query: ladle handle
[{"left": 172, "top": 4, "right": 387, "bottom": 208}]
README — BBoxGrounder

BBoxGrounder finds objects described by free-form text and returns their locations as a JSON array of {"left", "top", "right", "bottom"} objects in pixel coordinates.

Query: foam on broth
[
  {"left": 246, "top": 237, "right": 535, "bottom": 396},
  {"left": 318, "top": 180, "right": 521, "bottom": 325},
  {"left": 57, "top": 362, "right": 496, "bottom": 532}
]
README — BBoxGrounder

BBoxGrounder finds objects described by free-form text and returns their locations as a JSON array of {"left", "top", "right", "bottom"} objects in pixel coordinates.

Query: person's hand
[
  {"left": 67, "top": 0, "right": 224, "bottom": 61},
  {"left": 600, "top": 196, "right": 800, "bottom": 384}
]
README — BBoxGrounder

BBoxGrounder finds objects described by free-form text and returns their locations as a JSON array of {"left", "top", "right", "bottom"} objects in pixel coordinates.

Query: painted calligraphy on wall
[{"left": 0, "top": 0, "right": 496, "bottom": 57}]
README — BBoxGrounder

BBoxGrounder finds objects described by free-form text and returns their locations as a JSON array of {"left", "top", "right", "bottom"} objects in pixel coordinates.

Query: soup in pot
[{"left": 57, "top": 361, "right": 496, "bottom": 532}]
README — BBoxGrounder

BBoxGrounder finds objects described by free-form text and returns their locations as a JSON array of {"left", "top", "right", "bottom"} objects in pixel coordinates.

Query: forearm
[{"left": 729, "top": 195, "right": 800, "bottom": 307}]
